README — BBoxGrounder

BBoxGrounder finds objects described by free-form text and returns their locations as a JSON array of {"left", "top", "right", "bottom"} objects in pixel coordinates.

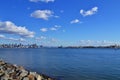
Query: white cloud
[
  {"left": 35, "top": 36, "right": 46, "bottom": 40},
  {"left": 40, "top": 28, "right": 48, "bottom": 32},
  {"left": 7, "top": 37, "right": 26, "bottom": 42},
  {"left": 51, "top": 38, "right": 58, "bottom": 42},
  {"left": 34, "top": 36, "right": 61, "bottom": 46},
  {"left": 19, "top": 38, "right": 26, "bottom": 42},
  {"left": 40, "top": 25, "right": 61, "bottom": 32},
  {"left": 79, "top": 40, "right": 119, "bottom": 46},
  {"left": 54, "top": 25, "right": 61, "bottom": 28},
  {"left": 80, "top": 7, "right": 98, "bottom": 16},
  {"left": 0, "top": 34, "right": 5, "bottom": 38},
  {"left": 8, "top": 37, "right": 18, "bottom": 41},
  {"left": 0, "top": 34, "right": 26, "bottom": 42},
  {"left": 50, "top": 27, "right": 57, "bottom": 31},
  {"left": 0, "top": 21, "right": 35, "bottom": 38},
  {"left": 70, "top": 19, "right": 80, "bottom": 24},
  {"left": 0, "top": 35, "right": 26, "bottom": 42},
  {"left": 40, "top": 36, "right": 46, "bottom": 39},
  {"left": 31, "top": 10, "right": 56, "bottom": 20},
  {"left": 50, "top": 25, "right": 61, "bottom": 31},
  {"left": 30, "top": 0, "right": 55, "bottom": 3}
]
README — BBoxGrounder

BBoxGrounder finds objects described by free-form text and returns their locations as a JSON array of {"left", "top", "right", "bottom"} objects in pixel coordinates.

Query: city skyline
[{"left": 0, "top": 0, "right": 120, "bottom": 46}]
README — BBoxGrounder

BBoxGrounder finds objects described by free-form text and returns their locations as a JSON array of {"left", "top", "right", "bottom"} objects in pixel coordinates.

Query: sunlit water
[{"left": 0, "top": 48, "right": 120, "bottom": 80}]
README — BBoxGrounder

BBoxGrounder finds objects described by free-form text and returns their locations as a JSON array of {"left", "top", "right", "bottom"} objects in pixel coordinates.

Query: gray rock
[{"left": 0, "top": 60, "right": 55, "bottom": 80}]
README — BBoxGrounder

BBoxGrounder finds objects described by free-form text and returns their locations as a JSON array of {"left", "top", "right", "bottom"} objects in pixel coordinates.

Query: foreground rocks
[{"left": 0, "top": 60, "right": 55, "bottom": 80}]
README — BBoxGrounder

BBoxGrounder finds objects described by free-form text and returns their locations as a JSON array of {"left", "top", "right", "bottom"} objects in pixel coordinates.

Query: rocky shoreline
[{"left": 0, "top": 60, "right": 55, "bottom": 80}]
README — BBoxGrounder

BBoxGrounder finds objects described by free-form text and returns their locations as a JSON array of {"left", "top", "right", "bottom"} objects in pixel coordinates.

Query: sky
[{"left": 0, "top": 0, "right": 120, "bottom": 46}]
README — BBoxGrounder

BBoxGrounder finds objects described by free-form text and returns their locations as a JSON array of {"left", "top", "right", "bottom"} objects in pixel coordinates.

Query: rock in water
[{"left": 0, "top": 60, "right": 55, "bottom": 80}]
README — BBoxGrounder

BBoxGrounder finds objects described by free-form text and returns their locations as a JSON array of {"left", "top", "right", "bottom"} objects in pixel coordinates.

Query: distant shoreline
[
  {"left": 0, "top": 47, "right": 120, "bottom": 49},
  {"left": 0, "top": 43, "right": 120, "bottom": 49}
]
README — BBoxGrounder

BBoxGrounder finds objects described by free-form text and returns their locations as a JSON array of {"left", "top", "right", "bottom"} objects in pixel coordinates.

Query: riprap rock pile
[{"left": 0, "top": 60, "right": 55, "bottom": 80}]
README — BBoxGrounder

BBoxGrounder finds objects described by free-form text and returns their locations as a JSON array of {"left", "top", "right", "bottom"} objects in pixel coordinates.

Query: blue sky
[{"left": 0, "top": 0, "right": 120, "bottom": 46}]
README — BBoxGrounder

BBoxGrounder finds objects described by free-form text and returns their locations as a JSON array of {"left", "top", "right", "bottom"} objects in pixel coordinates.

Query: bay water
[{"left": 0, "top": 48, "right": 120, "bottom": 80}]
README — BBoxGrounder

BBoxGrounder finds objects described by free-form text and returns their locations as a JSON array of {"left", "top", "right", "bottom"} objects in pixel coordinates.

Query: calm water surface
[{"left": 0, "top": 48, "right": 120, "bottom": 80}]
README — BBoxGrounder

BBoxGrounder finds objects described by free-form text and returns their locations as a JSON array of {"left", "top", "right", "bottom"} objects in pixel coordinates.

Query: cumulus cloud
[
  {"left": 40, "top": 25, "right": 61, "bottom": 32},
  {"left": 50, "top": 27, "right": 57, "bottom": 31},
  {"left": 0, "top": 34, "right": 5, "bottom": 38},
  {"left": 50, "top": 25, "right": 61, "bottom": 31},
  {"left": 31, "top": 10, "right": 57, "bottom": 20},
  {"left": 8, "top": 38, "right": 26, "bottom": 42},
  {"left": 70, "top": 19, "right": 80, "bottom": 24},
  {"left": 34, "top": 36, "right": 60, "bottom": 46},
  {"left": 0, "top": 34, "right": 26, "bottom": 42},
  {"left": 80, "top": 7, "right": 98, "bottom": 16},
  {"left": 54, "top": 25, "right": 61, "bottom": 28},
  {"left": 0, "top": 21, "right": 35, "bottom": 38},
  {"left": 79, "top": 40, "right": 118, "bottom": 46},
  {"left": 51, "top": 38, "right": 58, "bottom": 43},
  {"left": 40, "top": 36, "right": 46, "bottom": 39},
  {"left": 40, "top": 28, "right": 48, "bottom": 32},
  {"left": 35, "top": 36, "right": 46, "bottom": 40},
  {"left": 19, "top": 38, "right": 26, "bottom": 42},
  {"left": 30, "top": 0, "right": 54, "bottom": 3}
]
